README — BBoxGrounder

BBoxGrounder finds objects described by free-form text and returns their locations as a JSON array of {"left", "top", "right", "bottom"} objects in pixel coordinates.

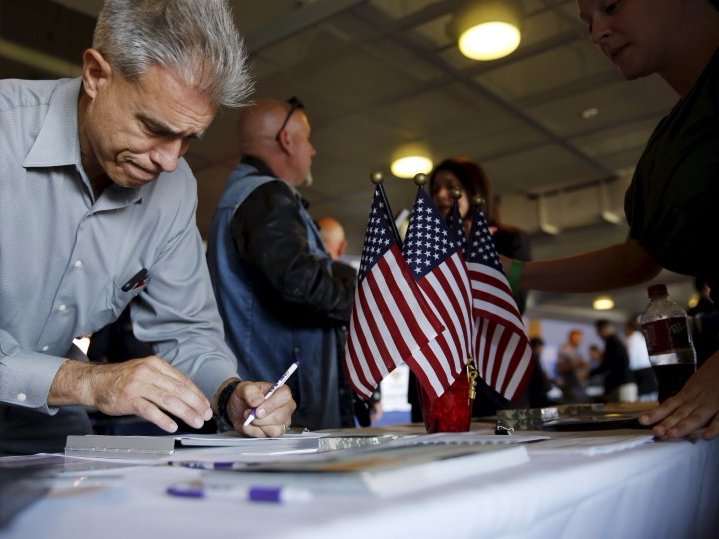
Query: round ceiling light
[
  {"left": 459, "top": 22, "right": 521, "bottom": 61},
  {"left": 593, "top": 295, "right": 615, "bottom": 311},
  {"left": 390, "top": 155, "right": 433, "bottom": 179},
  {"left": 454, "top": 1, "right": 522, "bottom": 61}
]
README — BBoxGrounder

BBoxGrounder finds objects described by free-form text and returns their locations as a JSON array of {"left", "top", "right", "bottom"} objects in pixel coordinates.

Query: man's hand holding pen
[
  {"left": 49, "top": 357, "right": 296, "bottom": 438},
  {"left": 225, "top": 381, "right": 296, "bottom": 438}
]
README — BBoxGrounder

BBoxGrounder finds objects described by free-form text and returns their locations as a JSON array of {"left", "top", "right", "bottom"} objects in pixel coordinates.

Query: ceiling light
[
  {"left": 453, "top": 1, "right": 523, "bottom": 61},
  {"left": 581, "top": 107, "right": 599, "bottom": 119},
  {"left": 593, "top": 295, "right": 614, "bottom": 311},
  {"left": 390, "top": 143, "right": 433, "bottom": 179}
]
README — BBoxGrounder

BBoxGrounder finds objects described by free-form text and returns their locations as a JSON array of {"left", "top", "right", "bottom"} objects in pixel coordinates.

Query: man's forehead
[{"left": 130, "top": 66, "right": 217, "bottom": 136}]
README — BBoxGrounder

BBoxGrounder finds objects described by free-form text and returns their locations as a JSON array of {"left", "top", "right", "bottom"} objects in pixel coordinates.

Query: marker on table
[
  {"left": 167, "top": 483, "right": 312, "bottom": 503},
  {"left": 168, "top": 460, "right": 243, "bottom": 470},
  {"left": 244, "top": 360, "right": 299, "bottom": 427}
]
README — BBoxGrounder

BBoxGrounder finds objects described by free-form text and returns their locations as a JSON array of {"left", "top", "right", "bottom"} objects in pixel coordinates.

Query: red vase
[{"left": 417, "top": 371, "right": 472, "bottom": 433}]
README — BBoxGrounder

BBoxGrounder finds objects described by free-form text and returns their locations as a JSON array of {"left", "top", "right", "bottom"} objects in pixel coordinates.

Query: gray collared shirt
[{"left": 0, "top": 77, "right": 238, "bottom": 415}]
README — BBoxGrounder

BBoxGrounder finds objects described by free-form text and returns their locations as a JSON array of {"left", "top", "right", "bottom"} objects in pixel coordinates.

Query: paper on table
[
  {"left": 386, "top": 432, "right": 549, "bottom": 446},
  {"left": 175, "top": 432, "right": 326, "bottom": 450},
  {"left": 64, "top": 432, "right": 327, "bottom": 462},
  {"left": 527, "top": 433, "right": 655, "bottom": 456},
  {"left": 65, "top": 435, "right": 176, "bottom": 460}
]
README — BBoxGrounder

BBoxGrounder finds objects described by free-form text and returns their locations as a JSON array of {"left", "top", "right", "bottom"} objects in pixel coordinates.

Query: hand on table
[
  {"left": 50, "top": 356, "right": 213, "bottom": 433},
  {"left": 225, "top": 381, "right": 296, "bottom": 438},
  {"left": 639, "top": 352, "right": 719, "bottom": 440}
]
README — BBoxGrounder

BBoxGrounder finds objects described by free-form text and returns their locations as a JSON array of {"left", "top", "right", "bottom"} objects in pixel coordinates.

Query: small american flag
[
  {"left": 402, "top": 187, "right": 473, "bottom": 399},
  {"left": 344, "top": 185, "right": 443, "bottom": 400},
  {"left": 466, "top": 204, "right": 533, "bottom": 401}
]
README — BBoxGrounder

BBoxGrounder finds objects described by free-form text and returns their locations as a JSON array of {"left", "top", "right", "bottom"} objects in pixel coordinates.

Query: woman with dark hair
[{"left": 429, "top": 157, "right": 531, "bottom": 311}]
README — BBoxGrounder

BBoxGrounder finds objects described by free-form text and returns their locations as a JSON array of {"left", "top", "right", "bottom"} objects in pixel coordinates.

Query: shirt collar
[
  {"left": 23, "top": 78, "right": 83, "bottom": 169},
  {"left": 240, "top": 155, "right": 308, "bottom": 206}
]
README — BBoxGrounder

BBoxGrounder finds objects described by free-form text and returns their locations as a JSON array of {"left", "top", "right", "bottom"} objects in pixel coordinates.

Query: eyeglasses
[{"left": 274, "top": 96, "right": 305, "bottom": 142}]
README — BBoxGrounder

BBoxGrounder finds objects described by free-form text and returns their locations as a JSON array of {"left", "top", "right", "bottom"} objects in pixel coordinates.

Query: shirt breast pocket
[{"left": 108, "top": 269, "right": 150, "bottom": 316}]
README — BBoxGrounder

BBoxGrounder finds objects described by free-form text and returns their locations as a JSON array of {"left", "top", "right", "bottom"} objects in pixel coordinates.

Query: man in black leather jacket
[{"left": 207, "top": 98, "right": 356, "bottom": 430}]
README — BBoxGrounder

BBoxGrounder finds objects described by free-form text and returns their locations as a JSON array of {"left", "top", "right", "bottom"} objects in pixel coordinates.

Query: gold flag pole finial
[
  {"left": 466, "top": 357, "right": 479, "bottom": 400},
  {"left": 370, "top": 170, "right": 384, "bottom": 184},
  {"left": 472, "top": 194, "right": 485, "bottom": 206},
  {"left": 413, "top": 173, "right": 427, "bottom": 187},
  {"left": 451, "top": 187, "right": 462, "bottom": 200}
]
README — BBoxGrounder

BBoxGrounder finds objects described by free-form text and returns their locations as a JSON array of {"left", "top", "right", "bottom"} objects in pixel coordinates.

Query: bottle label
[{"left": 641, "top": 317, "right": 691, "bottom": 355}]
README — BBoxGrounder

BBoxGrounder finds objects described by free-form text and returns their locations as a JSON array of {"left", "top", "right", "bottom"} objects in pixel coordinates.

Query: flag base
[{"left": 417, "top": 374, "right": 472, "bottom": 433}]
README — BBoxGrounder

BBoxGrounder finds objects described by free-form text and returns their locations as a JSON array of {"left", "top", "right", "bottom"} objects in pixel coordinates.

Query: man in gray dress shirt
[{"left": 0, "top": 0, "right": 295, "bottom": 455}]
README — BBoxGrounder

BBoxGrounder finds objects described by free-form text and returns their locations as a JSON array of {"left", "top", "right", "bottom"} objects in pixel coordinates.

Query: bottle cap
[{"left": 647, "top": 284, "right": 668, "bottom": 299}]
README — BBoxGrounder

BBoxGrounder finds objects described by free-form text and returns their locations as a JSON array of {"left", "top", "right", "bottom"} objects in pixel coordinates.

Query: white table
[{"left": 1, "top": 430, "right": 717, "bottom": 539}]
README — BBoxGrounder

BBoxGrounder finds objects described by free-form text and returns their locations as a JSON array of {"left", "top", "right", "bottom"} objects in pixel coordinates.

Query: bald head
[
  {"left": 235, "top": 98, "right": 315, "bottom": 187},
  {"left": 236, "top": 99, "right": 286, "bottom": 151},
  {"left": 318, "top": 216, "right": 347, "bottom": 260}
]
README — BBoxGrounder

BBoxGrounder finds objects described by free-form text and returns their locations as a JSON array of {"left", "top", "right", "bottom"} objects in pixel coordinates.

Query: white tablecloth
[{"left": 1, "top": 432, "right": 717, "bottom": 539}]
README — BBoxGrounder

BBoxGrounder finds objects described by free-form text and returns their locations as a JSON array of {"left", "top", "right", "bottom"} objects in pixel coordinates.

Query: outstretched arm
[{"left": 508, "top": 238, "right": 661, "bottom": 293}]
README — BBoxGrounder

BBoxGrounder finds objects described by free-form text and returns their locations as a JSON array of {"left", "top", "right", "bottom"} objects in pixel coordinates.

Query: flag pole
[
  {"left": 449, "top": 186, "right": 462, "bottom": 232},
  {"left": 454, "top": 190, "right": 480, "bottom": 401},
  {"left": 370, "top": 171, "right": 403, "bottom": 247}
]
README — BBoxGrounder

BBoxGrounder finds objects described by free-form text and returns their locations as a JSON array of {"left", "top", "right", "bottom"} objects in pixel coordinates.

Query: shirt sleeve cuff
[
  {"left": 0, "top": 350, "right": 68, "bottom": 414},
  {"left": 189, "top": 356, "right": 241, "bottom": 405}
]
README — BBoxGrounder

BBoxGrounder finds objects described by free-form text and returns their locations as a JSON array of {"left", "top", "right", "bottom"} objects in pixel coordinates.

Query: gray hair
[{"left": 92, "top": 0, "right": 252, "bottom": 108}]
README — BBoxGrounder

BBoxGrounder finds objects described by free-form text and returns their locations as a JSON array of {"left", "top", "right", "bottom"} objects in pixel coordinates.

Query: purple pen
[
  {"left": 168, "top": 461, "right": 239, "bottom": 470},
  {"left": 166, "top": 483, "right": 312, "bottom": 503}
]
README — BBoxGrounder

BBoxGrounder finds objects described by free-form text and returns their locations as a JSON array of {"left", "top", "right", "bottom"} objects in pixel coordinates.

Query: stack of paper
[
  {"left": 64, "top": 432, "right": 326, "bottom": 460},
  {"left": 174, "top": 432, "right": 325, "bottom": 451}
]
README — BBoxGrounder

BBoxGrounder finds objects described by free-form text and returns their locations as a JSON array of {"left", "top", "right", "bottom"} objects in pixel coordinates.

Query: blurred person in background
[
  {"left": 592, "top": 320, "right": 636, "bottom": 402},
  {"left": 207, "top": 99, "right": 356, "bottom": 430},
  {"left": 625, "top": 317, "right": 658, "bottom": 401},
  {"left": 556, "top": 329, "right": 589, "bottom": 403},
  {"left": 317, "top": 216, "right": 382, "bottom": 425}
]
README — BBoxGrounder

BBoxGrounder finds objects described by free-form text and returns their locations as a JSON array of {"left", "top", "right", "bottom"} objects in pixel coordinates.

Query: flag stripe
[{"left": 348, "top": 285, "right": 385, "bottom": 396}]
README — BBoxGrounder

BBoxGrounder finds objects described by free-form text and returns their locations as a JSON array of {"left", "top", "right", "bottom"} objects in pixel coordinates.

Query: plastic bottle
[{"left": 639, "top": 284, "right": 697, "bottom": 402}]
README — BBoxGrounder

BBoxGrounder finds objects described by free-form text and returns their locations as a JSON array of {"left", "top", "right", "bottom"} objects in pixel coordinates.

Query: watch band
[{"left": 217, "top": 380, "right": 241, "bottom": 427}]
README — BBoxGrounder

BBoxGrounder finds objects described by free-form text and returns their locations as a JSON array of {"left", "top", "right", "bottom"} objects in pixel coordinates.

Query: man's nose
[{"left": 150, "top": 138, "right": 185, "bottom": 172}]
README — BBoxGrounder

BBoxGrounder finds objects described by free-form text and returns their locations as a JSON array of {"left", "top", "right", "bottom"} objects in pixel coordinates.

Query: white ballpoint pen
[{"left": 243, "top": 360, "right": 299, "bottom": 427}]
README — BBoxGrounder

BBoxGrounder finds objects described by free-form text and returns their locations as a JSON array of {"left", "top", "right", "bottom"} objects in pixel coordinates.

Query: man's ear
[
  {"left": 81, "top": 48, "right": 112, "bottom": 99},
  {"left": 276, "top": 127, "right": 293, "bottom": 155}
]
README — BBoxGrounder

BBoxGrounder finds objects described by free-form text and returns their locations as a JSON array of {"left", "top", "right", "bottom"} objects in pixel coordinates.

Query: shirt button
[
  {"left": 58, "top": 304, "right": 67, "bottom": 312},
  {"left": 41, "top": 345, "right": 49, "bottom": 352},
  {"left": 17, "top": 393, "right": 27, "bottom": 402},
  {"left": 74, "top": 260, "right": 83, "bottom": 268}
]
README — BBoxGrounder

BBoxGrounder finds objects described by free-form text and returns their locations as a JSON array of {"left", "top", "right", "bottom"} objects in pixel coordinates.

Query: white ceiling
[{"left": 0, "top": 0, "right": 695, "bottom": 322}]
